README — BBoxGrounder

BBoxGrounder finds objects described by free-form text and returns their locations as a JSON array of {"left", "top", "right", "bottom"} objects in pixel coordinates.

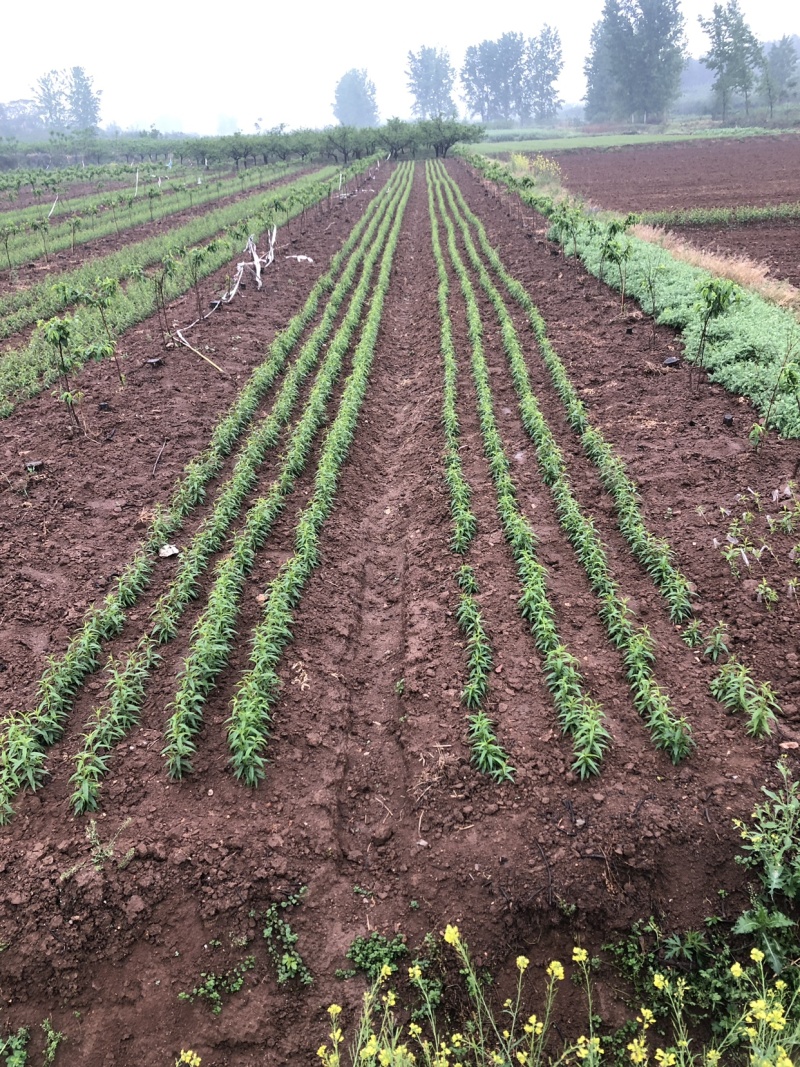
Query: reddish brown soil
[
  {"left": 1, "top": 157, "right": 799, "bottom": 1065},
  {"left": 669, "top": 218, "right": 800, "bottom": 289},
  {"left": 556, "top": 135, "right": 800, "bottom": 211}
]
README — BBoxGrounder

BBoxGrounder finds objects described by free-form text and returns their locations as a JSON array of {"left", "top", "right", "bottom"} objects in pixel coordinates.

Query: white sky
[{"left": 1, "top": 0, "right": 796, "bottom": 135}]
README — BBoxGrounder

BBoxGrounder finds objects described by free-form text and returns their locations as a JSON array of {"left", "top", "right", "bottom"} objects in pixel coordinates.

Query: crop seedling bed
[{"left": 0, "top": 147, "right": 799, "bottom": 1065}]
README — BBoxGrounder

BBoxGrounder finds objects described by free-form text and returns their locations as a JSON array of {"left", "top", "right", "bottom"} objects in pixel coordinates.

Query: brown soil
[
  {"left": 1, "top": 155, "right": 799, "bottom": 1065},
  {"left": 670, "top": 218, "right": 800, "bottom": 289},
  {"left": 556, "top": 135, "right": 800, "bottom": 211}
]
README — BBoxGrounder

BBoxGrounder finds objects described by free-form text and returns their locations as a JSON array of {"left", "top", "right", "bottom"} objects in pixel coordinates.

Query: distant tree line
[
  {"left": 0, "top": 120, "right": 483, "bottom": 171},
  {"left": 585, "top": 0, "right": 798, "bottom": 124},
  {"left": 0, "top": 66, "right": 101, "bottom": 141},
  {"left": 332, "top": 28, "right": 564, "bottom": 129}
]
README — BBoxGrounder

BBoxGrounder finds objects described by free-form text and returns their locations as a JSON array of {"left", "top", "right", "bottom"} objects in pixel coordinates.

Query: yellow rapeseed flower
[
  {"left": 655, "top": 1050, "right": 677, "bottom": 1067},
  {"left": 409, "top": 1023, "right": 422, "bottom": 1038},
  {"left": 328, "top": 1004, "right": 343, "bottom": 1017},
  {"left": 627, "top": 1036, "right": 649, "bottom": 1065},
  {"left": 653, "top": 974, "right": 668, "bottom": 991},
  {"left": 547, "top": 960, "right": 565, "bottom": 981},
  {"left": 775, "top": 1048, "right": 793, "bottom": 1067},
  {"left": 705, "top": 1051, "right": 721, "bottom": 1066},
  {"left": 518, "top": 1053, "right": 530, "bottom": 1065},
  {"left": 573, "top": 947, "right": 589, "bottom": 964},
  {"left": 517, "top": 955, "right": 530, "bottom": 971},
  {"left": 750, "top": 948, "right": 765, "bottom": 964},
  {"left": 731, "top": 963, "right": 744, "bottom": 979},
  {"left": 638, "top": 1008, "right": 655, "bottom": 1029},
  {"left": 409, "top": 966, "right": 423, "bottom": 982},
  {"left": 443, "top": 925, "right": 460, "bottom": 946},
  {"left": 380, "top": 964, "right": 393, "bottom": 979}
]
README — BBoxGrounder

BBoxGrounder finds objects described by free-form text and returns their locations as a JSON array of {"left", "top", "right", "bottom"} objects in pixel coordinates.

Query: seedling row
[{"left": 0, "top": 163, "right": 412, "bottom": 821}]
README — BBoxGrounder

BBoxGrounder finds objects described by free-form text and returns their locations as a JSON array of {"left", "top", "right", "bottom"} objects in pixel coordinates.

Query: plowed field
[{"left": 1, "top": 151, "right": 799, "bottom": 1066}]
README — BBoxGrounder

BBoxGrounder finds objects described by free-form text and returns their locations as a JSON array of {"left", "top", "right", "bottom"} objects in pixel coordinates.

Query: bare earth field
[
  {"left": 0, "top": 146, "right": 799, "bottom": 1065},
  {"left": 556, "top": 135, "right": 800, "bottom": 211},
  {"left": 669, "top": 218, "right": 800, "bottom": 289}
]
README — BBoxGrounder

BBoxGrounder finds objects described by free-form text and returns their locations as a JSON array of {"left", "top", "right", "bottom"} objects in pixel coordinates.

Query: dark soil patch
[
  {"left": 556, "top": 135, "right": 800, "bottom": 211},
  {"left": 671, "top": 217, "right": 800, "bottom": 289}
]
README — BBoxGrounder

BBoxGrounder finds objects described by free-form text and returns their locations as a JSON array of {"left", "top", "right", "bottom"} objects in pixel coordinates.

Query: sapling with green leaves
[
  {"left": 602, "top": 235, "right": 633, "bottom": 311},
  {"left": 68, "top": 214, "right": 82, "bottom": 253},
  {"left": 74, "top": 276, "right": 124, "bottom": 384},
  {"left": 41, "top": 315, "right": 81, "bottom": 430},
  {"left": 692, "top": 277, "right": 741, "bottom": 389},
  {"left": 30, "top": 216, "right": 50, "bottom": 262},
  {"left": 187, "top": 245, "right": 209, "bottom": 321},
  {"left": 704, "top": 621, "right": 729, "bottom": 663},
  {"left": 637, "top": 250, "right": 667, "bottom": 348},
  {"left": 0, "top": 222, "right": 19, "bottom": 269}
]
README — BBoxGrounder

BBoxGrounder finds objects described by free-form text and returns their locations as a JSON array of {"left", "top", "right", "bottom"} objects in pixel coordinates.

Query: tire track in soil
[{"left": 442, "top": 167, "right": 733, "bottom": 763}]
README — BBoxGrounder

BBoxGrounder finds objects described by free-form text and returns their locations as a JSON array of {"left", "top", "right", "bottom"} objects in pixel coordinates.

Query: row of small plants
[
  {"left": 69, "top": 166, "right": 407, "bottom": 809},
  {"left": 433, "top": 163, "right": 693, "bottom": 765},
  {"left": 639, "top": 200, "right": 800, "bottom": 228},
  {"left": 455, "top": 568, "right": 515, "bottom": 782},
  {"left": 459, "top": 153, "right": 800, "bottom": 439},
  {"left": 162, "top": 166, "right": 413, "bottom": 782},
  {"left": 222, "top": 167, "right": 413, "bottom": 788},
  {"left": 427, "top": 162, "right": 610, "bottom": 780},
  {"left": 682, "top": 619, "right": 781, "bottom": 738},
  {"left": 0, "top": 162, "right": 391, "bottom": 822},
  {"left": 441, "top": 167, "right": 694, "bottom": 627},
  {"left": 0, "top": 161, "right": 300, "bottom": 272},
  {"left": 427, "top": 171, "right": 513, "bottom": 783},
  {"left": 441, "top": 163, "right": 789, "bottom": 743},
  {"left": 0, "top": 159, "right": 376, "bottom": 415}
]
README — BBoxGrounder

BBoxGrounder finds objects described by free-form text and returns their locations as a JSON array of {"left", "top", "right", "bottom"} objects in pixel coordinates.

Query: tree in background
[
  {"left": 406, "top": 47, "right": 456, "bottom": 118},
  {"left": 33, "top": 70, "right": 69, "bottom": 129},
  {"left": 460, "top": 28, "right": 563, "bottom": 124},
  {"left": 584, "top": 0, "right": 685, "bottom": 123},
  {"left": 527, "top": 25, "right": 564, "bottom": 121},
  {"left": 67, "top": 67, "right": 102, "bottom": 131},
  {"left": 333, "top": 69, "right": 379, "bottom": 128},
  {"left": 699, "top": 0, "right": 763, "bottom": 120},
  {"left": 758, "top": 36, "right": 798, "bottom": 119},
  {"left": 31, "top": 67, "right": 101, "bottom": 131}
]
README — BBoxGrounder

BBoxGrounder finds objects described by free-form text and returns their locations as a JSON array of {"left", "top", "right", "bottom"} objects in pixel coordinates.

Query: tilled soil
[
  {"left": 0, "top": 156, "right": 799, "bottom": 1065},
  {"left": 670, "top": 218, "right": 800, "bottom": 289},
  {"left": 555, "top": 134, "right": 800, "bottom": 211}
]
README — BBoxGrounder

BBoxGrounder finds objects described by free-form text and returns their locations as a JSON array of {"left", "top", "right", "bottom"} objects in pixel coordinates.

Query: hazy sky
[{"left": 1, "top": 0, "right": 797, "bottom": 134}]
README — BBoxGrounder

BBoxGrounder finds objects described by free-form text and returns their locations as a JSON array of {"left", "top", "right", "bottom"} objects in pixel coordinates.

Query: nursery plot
[
  {"left": 0, "top": 159, "right": 799, "bottom": 1066},
  {"left": 555, "top": 135, "right": 800, "bottom": 212},
  {"left": 0, "top": 165, "right": 307, "bottom": 291}
]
